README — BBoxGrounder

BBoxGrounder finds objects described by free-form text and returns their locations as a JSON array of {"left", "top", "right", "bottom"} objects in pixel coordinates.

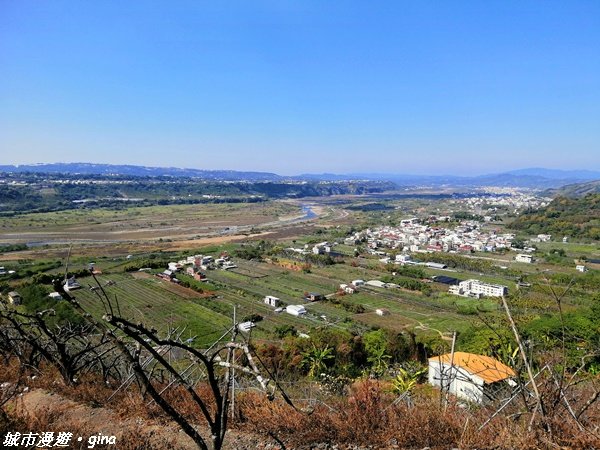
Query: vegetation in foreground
[{"left": 1, "top": 192, "right": 600, "bottom": 448}]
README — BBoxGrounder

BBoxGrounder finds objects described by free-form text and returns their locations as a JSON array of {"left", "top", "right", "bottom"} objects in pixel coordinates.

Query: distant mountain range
[
  {"left": 0, "top": 163, "right": 283, "bottom": 181},
  {"left": 296, "top": 167, "right": 600, "bottom": 189},
  {"left": 1, "top": 163, "right": 599, "bottom": 190}
]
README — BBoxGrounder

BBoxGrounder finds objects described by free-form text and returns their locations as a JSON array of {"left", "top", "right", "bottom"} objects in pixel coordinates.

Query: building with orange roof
[{"left": 428, "top": 351, "right": 516, "bottom": 403}]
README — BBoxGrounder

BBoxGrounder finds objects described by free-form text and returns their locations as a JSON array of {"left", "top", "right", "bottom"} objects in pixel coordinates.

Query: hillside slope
[
  {"left": 544, "top": 179, "right": 600, "bottom": 198},
  {"left": 509, "top": 194, "right": 600, "bottom": 239}
]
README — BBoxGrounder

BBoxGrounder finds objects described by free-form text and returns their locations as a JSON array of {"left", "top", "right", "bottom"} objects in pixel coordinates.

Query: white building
[
  {"left": 395, "top": 254, "right": 411, "bottom": 263},
  {"left": 264, "top": 295, "right": 280, "bottom": 307},
  {"left": 428, "top": 352, "right": 515, "bottom": 404},
  {"left": 426, "top": 262, "right": 448, "bottom": 270},
  {"left": 312, "top": 242, "right": 331, "bottom": 255},
  {"left": 340, "top": 283, "right": 356, "bottom": 294},
  {"left": 515, "top": 254, "right": 534, "bottom": 263},
  {"left": 64, "top": 277, "right": 81, "bottom": 292},
  {"left": 285, "top": 305, "right": 307, "bottom": 317},
  {"left": 451, "top": 279, "right": 508, "bottom": 298},
  {"left": 168, "top": 262, "right": 182, "bottom": 272}
]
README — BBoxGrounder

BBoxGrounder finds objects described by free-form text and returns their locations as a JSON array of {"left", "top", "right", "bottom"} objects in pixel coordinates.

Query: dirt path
[
  {"left": 11, "top": 389, "right": 264, "bottom": 449},
  {"left": 12, "top": 389, "right": 197, "bottom": 449}
]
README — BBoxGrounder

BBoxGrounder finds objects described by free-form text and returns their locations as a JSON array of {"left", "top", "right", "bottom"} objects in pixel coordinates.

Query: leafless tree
[
  {"left": 0, "top": 303, "right": 122, "bottom": 385},
  {"left": 57, "top": 270, "right": 279, "bottom": 450}
]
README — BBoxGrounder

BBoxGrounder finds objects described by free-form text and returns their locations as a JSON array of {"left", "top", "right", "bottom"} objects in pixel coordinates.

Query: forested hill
[
  {"left": 544, "top": 179, "right": 600, "bottom": 198},
  {"left": 509, "top": 194, "right": 600, "bottom": 240}
]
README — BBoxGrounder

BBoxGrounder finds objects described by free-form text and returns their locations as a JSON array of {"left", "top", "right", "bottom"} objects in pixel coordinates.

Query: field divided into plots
[
  {"left": 210, "top": 260, "right": 479, "bottom": 337},
  {"left": 73, "top": 257, "right": 487, "bottom": 346},
  {"left": 73, "top": 273, "right": 232, "bottom": 346}
]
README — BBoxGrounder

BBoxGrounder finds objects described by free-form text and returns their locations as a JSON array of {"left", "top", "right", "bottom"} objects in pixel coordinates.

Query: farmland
[
  {"left": 63, "top": 252, "right": 498, "bottom": 351},
  {"left": 2, "top": 190, "right": 600, "bottom": 355},
  {"left": 72, "top": 273, "right": 232, "bottom": 347}
]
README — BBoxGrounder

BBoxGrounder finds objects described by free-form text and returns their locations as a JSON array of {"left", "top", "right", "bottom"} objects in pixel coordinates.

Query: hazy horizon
[
  {"left": 3, "top": 161, "right": 600, "bottom": 180},
  {"left": 1, "top": 1, "right": 599, "bottom": 175}
]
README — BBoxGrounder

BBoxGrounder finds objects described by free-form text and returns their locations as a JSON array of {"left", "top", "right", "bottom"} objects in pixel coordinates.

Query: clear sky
[{"left": 1, "top": 1, "right": 598, "bottom": 175}]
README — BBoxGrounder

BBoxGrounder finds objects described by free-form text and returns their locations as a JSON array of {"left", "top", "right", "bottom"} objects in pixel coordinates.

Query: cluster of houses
[
  {"left": 348, "top": 219, "right": 516, "bottom": 257},
  {"left": 262, "top": 294, "right": 307, "bottom": 317},
  {"left": 284, "top": 241, "right": 335, "bottom": 256},
  {"left": 339, "top": 279, "right": 364, "bottom": 294},
  {"left": 158, "top": 253, "right": 237, "bottom": 283},
  {"left": 449, "top": 189, "right": 550, "bottom": 216},
  {"left": 263, "top": 292, "right": 325, "bottom": 318},
  {"left": 3, "top": 290, "right": 64, "bottom": 306}
]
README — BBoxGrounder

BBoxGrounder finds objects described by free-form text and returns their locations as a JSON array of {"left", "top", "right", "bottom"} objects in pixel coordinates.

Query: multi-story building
[{"left": 450, "top": 279, "right": 508, "bottom": 298}]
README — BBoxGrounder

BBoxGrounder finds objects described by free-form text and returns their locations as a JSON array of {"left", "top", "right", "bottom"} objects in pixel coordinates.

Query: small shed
[
  {"left": 515, "top": 254, "right": 534, "bottom": 264},
  {"left": 286, "top": 305, "right": 307, "bottom": 317},
  {"left": 193, "top": 271, "right": 207, "bottom": 281},
  {"left": 7, "top": 291, "right": 21, "bottom": 305},
  {"left": 264, "top": 295, "right": 280, "bottom": 307},
  {"left": 65, "top": 277, "right": 81, "bottom": 291},
  {"left": 305, "top": 292, "right": 324, "bottom": 302}
]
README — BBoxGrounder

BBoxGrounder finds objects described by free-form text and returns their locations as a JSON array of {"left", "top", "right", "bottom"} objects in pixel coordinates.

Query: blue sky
[{"left": 1, "top": 1, "right": 598, "bottom": 175}]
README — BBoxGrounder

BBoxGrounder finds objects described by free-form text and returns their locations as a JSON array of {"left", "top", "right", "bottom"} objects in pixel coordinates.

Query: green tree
[
  {"left": 363, "top": 329, "right": 392, "bottom": 376},
  {"left": 392, "top": 365, "right": 427, "bottom": 395},
  {"left": 302, "top": 344, "right": 334, "bottom": 378}
]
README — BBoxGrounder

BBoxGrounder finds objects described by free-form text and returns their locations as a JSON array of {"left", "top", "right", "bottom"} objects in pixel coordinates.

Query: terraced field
[
  {"left": 69, "top": 253, "right": 499, "bottom": 348},
  {"left": 72, "top": 273, "right": 232, "bottom": 347}
]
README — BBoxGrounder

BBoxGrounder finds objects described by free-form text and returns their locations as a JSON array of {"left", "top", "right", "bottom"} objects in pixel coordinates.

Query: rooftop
[{"left": 429, "top": 351, "right": 515, "bottom": 384}]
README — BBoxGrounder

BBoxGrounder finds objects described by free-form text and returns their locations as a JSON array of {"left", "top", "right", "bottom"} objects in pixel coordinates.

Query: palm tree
[
  {"left": 367, "top": 346, "right": 391, "bottom": 377},
  {"left": 392, "top": 366, "right": 426, "bottom": 395},
  {"left": 302, "top": 344, "right": 334, "bottom": 378}
]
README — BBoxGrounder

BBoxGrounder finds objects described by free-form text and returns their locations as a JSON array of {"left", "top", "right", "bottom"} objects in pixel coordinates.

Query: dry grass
[
  {"left": 235, "top": 379, "right": 600, "bottom": 449},
  {"left": 3, "top": 358, "right": 600, "bottom": 449}
]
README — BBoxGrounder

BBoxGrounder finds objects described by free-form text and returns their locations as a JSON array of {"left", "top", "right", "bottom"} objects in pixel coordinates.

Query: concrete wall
[{"left": 428, "top": 360, "right": 485, "bottom": 403}]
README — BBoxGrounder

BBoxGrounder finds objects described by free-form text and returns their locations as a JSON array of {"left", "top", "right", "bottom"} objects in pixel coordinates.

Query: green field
[
  {"left": 66, "top": 253, "right": 495, "bottom": 348},
  {"left": 73, "top": 273, "right": 232, "bottom": 346}
]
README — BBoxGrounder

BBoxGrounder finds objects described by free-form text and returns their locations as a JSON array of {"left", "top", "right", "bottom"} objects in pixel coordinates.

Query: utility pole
[
  {"left": 501, "top": 295, "right": 544, "bottom": 430},
  {"left": 230, "top": 305, "right": 237, "bottom": 419},
  {"left": 444, "top": 330, "right": 457, "bottom": 410}
]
